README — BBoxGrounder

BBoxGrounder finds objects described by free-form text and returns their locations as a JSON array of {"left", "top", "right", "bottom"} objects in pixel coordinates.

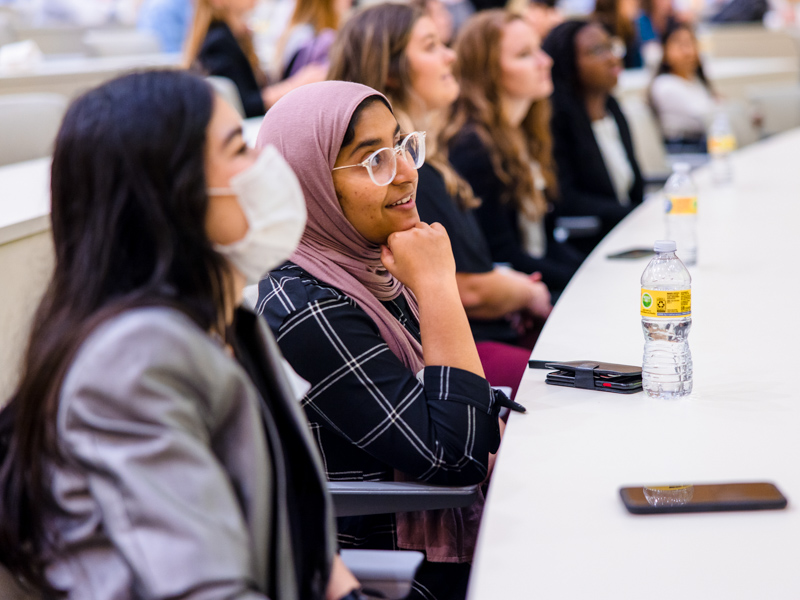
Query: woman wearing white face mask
[
  {"left": 208, "top": 144, "right": 307, "bottom": 284},
  {"left": 0, "top": 70, "right": 362, "bottom": 600}
]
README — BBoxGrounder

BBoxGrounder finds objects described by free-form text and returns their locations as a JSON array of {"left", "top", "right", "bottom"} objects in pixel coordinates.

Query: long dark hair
[
  {"left": 0, "top": 69, "right": 228, "bottom": 595},
  {"left": 654, "top": 21, "right": 711, "bottom": 89},
  {"left": 648, "top": 22, "right": 712, "bottom": 122},
  {"left": 542, "top": 19, "right": 592, "bottom": 99}
]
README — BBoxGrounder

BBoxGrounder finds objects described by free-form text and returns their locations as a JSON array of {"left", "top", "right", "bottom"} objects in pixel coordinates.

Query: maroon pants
[{"left": 476, "top": 341, "right": 532, "bottom": 400}]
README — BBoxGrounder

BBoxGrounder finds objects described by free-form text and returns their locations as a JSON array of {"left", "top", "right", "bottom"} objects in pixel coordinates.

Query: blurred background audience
[
  {"left": 648, "top": 21, "right": 715, "bottom": 151},
  {"left": 184, "top": 0, "right": 325, "bottom": 116},
  {"left": 543, "top": 19, "right": 643, "bottom": 254},
  {"left": 593, "top": 0, "right": 643, "bottom": 67},
  {"left": 137, "top": 0, "right": 192, "bottom": 52},
  {"left": 276, "top": 0, "right": 350, "bottom": 78}
]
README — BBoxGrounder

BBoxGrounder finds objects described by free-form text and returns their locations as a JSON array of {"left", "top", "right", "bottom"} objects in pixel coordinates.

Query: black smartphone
[
  {"left": 620, "top": 482, "right": 788, "bottom": 514},
  {"left": 545, "top": 370, "right": 642, "bottom": 393},
  {"left": 607, "top": 248, "right": 655, "bottom": 260}
]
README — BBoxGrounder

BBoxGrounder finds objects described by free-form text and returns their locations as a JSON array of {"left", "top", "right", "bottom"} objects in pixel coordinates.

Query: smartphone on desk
[
  {"left": 620, "top": 482, "right": 788, "bottom": 515},
  {"left": 546, "top": 369, "right": 642, "bottom": 393}
]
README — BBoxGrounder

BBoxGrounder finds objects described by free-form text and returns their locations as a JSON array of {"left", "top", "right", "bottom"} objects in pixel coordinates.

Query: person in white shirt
[{"left": 648, "top": 21, "right": 715, "bottom": 152}]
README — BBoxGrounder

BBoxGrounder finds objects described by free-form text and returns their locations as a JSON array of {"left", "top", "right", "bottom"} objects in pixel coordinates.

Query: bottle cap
[
  {"left": 673, "top": 163, "right": 691, "bottom": 174},
  {"left": 654, "top": 240, "right": 676, "bottom": 253}
]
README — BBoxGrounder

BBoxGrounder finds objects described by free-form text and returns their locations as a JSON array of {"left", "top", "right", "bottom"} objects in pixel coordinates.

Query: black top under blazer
[
  {"left": 448, "top": 128, "right": 584, "bottom": 293},
  {"left": 550, "top": 92, "right": 644, "bottom": 253},
  {"left": 197, "top": 21, "right": 266, "bottom": 118}
]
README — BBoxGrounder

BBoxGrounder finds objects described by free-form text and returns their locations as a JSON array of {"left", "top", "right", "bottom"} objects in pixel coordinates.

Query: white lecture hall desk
[
  {"left": 0, "top": 157, "right": 52, "bottom": 400},
  {"left": 467, "top": 129, "right": 800, "bottom": 599},
  {"left": 0, "top": 52, "right": 182, "bottom": 98},
  {"left": 0, "top": 117, "right": 263, "bottom": 400},
  {"left": 616, "top": 56, "right": 799, "bottom": 102},
  {"left": 3, "top": 127, "right": 800, "bottom": 597}
]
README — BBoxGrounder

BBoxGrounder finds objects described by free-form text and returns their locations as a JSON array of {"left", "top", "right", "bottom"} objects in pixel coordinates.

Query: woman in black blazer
[
  {"left": 184, "top": 0, "right": 325, "bottom": 118},
  {"left": 543, "top": 19, "right": 644, "bottom": 254}
]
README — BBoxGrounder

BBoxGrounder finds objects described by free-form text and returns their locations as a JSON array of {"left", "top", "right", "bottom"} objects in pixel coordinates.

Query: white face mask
[{"left": 208, "top": 145, "right": 307, "bottom": 285}]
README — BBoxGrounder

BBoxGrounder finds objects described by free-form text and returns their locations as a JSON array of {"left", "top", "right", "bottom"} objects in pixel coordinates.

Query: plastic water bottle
[
  {"left": 640, "top": 240, "right": 693, "bottom": 399},
  {"left": 663, "top": 163, "right": 697, "bottom": 266},
  {"left": 707, "top": 110, "right": 736, "bottom": 184}
]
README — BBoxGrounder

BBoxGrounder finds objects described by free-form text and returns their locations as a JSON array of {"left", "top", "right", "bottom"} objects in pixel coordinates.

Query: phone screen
[{"left": 620, "top": 482, "right": 787, "bottom": 514}]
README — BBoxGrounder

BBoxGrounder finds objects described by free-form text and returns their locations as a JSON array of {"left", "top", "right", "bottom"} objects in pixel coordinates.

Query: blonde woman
[
  {"left": 277, "top": 0, "right": 352, "bottom": 79},
  {"left": 445, "top": 10, "right": 584, "bottom": 293},
  {"left": 328, "top": 3, "right": 553, "bottom": 397},
  {"left": 185, "top": 0, "right": 325, "bottom": 117}
]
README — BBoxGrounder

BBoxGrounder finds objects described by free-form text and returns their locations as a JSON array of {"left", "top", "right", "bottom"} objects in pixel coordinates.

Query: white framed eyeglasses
[
  {"left": 586, "top": 37, "right": 627, "bottom": 59},
  {"left": 332, "top": 131, "right": 426, "bottom": 186}
]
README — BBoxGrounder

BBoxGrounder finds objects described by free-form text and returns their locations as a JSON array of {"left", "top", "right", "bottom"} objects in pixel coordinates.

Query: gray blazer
[{"left": 43, "top": 306, "right": 335, "bottom": 599}]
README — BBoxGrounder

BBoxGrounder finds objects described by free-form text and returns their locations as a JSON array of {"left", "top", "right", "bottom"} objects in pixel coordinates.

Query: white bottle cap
[
  {"left": 654, "top": 240, "right": 676, "bottom": 253},
  {"left": 673, "top": 163, "right": 691, "bottom": 174}
]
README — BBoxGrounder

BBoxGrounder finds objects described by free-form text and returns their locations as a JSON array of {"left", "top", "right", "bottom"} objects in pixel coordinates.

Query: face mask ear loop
[{"left": 207, "top": 187, "right": 234, "bottom": 196}]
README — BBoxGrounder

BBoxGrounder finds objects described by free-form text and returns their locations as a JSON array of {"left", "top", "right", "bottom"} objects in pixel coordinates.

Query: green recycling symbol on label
[{"left": 642, "top": 293, "right": 652, "bottom": 308}]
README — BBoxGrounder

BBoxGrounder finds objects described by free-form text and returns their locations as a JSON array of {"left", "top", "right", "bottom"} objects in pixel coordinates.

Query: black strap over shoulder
[
  {"left": 0, "top": 399, "right": 16, "bottom": 469},
  {"left": 230, "top": 308, "right": 330, "bottom": 600}
]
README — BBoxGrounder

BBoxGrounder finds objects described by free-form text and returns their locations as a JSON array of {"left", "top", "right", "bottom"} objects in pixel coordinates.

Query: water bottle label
[
  {"left": 641, "top": 289, "right": 691, "bottom": 317},
  {"left": 666, "top": 195, "right": 697, "bottom": 215},
  {"left": 708, "top": 134, "right": 736, "bottom": 155}
]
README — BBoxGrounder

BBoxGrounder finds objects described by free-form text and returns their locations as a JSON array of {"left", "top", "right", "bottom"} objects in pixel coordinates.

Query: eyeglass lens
[
  {"left": 367, "top": 133, "right": 425, "bottom": 185},
  {"left": 588, "top": 39, "right": 626, "bottom": 59}
]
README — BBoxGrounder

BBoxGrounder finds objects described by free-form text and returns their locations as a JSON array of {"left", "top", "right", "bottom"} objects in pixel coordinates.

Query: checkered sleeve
[{"left": 258, "top": 268, "right": 501, "bottom": 486}]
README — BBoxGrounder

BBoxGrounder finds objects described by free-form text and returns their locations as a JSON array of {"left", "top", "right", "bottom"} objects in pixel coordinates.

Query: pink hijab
[
  {"left": 256, "top": 81, "right": 424, "bottom": 372},
  {"left": 257, "top": 81, "right": 482, "bottom": 564}
]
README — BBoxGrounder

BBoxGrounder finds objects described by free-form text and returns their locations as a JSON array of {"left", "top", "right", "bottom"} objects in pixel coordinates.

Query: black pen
[
  {"left": 505, "top": 399, "right": 527, "bottom": 413},
  {"left": 494, "top": 392, "right": 527, "bottom": 414}
]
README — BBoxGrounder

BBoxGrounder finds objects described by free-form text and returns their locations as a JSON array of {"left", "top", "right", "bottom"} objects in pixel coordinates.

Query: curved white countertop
[
  {"left": 0, "top": 116, "right": 264, "bottom": 248},
  {"left": 0, "top": 157, "right": 50, "bottom": 245},
  {"left": 617, "top": 56, "right": 798, "bottom": 98},
  {"left": 468, "top": 129, "right": 800, "bottom": 599}
]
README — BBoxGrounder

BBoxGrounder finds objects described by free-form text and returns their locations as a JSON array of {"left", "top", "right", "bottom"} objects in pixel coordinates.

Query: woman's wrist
[{"left": 412, "top": 273, "right": 459, "bottom": 301}]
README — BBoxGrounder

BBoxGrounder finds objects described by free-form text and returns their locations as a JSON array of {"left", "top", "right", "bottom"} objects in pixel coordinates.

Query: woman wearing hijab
[
  {"left": 327, "top": 3, "right": 552, "bottom": 398},
  {"left": 254, "top": 81, "right": 504, "bottom": 600}
]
